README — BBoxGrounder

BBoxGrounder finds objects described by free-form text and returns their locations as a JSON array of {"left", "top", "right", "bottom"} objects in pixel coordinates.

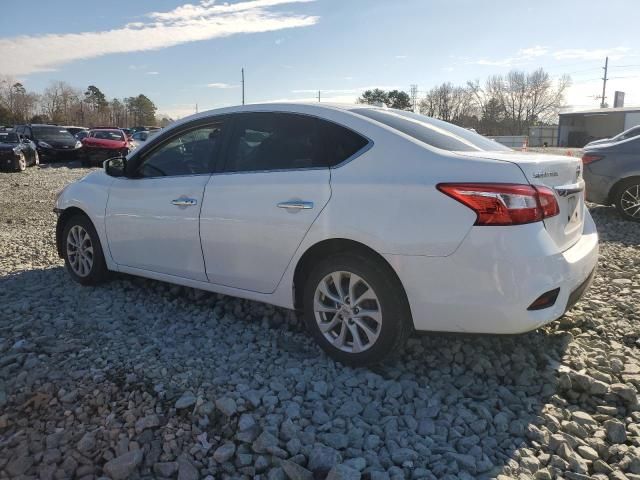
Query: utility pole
[
  {"left": 600, "top": 56, "right": 609, "bottom": 108},
  {"left": 195, "top": 103, "right": 198, "bottom": 114},
  {"left": 318, "top": 90, "right": 321, "bottom": 102},
  {"left": 241, "top": 68, "right": 245, "bottom": 105},
  {"left": 410, "top": 84, "right": 418, "bottom": 112}
]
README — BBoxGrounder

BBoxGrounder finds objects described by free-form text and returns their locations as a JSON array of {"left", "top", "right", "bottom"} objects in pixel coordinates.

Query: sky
[{"left": 0, "top": 0, "right": 639, "bottom": 119}]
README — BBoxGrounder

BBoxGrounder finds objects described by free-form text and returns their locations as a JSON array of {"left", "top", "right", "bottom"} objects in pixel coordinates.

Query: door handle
[
  {"left": 171, "top": 197, "right": 197, "bottom": 207},
  {"left": 277, "top": 201, "right": 314, "bottom": 210}
]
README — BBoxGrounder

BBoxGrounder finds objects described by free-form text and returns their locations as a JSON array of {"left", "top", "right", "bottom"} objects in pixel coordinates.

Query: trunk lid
[{"left": 458, "top": 150, "right": 585, "bottom": 252}]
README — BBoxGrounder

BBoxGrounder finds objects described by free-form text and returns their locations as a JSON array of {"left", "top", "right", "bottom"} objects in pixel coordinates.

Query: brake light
[
  {"left": 582, "top": 154, "right": 603, "bottom": 165},
  {"left": 437, "top": 183, "right": 560, "bottom": 226}
]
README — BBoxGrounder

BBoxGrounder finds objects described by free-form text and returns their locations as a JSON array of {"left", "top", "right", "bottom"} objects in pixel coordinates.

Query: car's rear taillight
[
  {"left": 582, "top": 154, "right": 603, "bottom": 165},
  {"left": 437, "top": 183, "right": 560, "bottom": 226}
]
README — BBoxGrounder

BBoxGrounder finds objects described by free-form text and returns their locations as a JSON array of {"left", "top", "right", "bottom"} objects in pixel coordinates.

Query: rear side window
[
  {"left": 224, "top": 113, "right": 322, "bottom": 173},
  {"left": 353, "top": 108, "right": 510, "bottom": 152},
  {"left": 320, "top": 120, "right": 369, "bottom": 167}
]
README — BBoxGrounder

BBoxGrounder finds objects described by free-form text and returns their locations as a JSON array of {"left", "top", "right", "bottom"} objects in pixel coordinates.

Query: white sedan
[{"left": 54, "top": 103, "right": 598, "bottom": 365}]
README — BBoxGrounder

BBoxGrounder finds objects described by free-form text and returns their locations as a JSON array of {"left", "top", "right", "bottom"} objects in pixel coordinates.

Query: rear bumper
[
  {"left": 384, "top": 211, "right": 599, "bottom": 334},
  {"left": 584, "top": 166, "right": 615, "bottom": 205}
]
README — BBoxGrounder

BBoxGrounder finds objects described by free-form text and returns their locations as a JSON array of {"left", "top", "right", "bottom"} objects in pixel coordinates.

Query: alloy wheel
[
  {"left": 66, "top": 225, "right": 94, "bottom": 277},
  {"left": 620, "top": 184, "right": 640, "bottom": 219},
  {"left": 313, "top": 270, "right": 382, "bottom": 353},
  {"left": 18, "top": 154, "right": 26, "bottom": 171}
]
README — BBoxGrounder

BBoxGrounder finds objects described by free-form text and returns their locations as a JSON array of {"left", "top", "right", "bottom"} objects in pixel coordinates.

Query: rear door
[{"left": 200, "top": 112, "right": 331, "bottom": 293}]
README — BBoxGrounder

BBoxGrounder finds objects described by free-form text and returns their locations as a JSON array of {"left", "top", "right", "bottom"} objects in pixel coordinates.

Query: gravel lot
[{"left": 1, "top": 164, "right": 639, "bottom": 480}]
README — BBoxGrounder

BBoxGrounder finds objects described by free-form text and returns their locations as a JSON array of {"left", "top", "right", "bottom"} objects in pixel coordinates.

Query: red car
[{"left": 80, "top": 129, "right": 131, "bottom": 167}]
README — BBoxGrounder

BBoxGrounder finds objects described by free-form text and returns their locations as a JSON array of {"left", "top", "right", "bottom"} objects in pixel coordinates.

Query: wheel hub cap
[
  {"left": 66, "top": 225, "right": 94, "bottom": 277},
  {"left": 313, "top": 271, "right": 382, "bottom": 354},
  {"left": 621, "top": 184, "right": 640, "bottom": 219}
]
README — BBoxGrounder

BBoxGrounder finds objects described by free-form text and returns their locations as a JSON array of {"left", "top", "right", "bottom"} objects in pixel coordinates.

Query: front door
[{"left": 105, "top": 121, "right": 226, "bottom": 281}]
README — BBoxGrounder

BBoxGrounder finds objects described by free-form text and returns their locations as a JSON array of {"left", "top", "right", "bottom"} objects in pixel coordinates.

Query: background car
[
  {"left": 585, "top": 125, "right": 640, "bottom": 148},
  {"left": 65, "top": 126, "right": 88, "bottom": 137},
  {"left": 129, "top": 129, "right": 160, "bottom": 150},
  {"left": 0, "top": 129, "right": 38, "bottom": 171},
  {"left": 54, "top": 103, "right": 598, "bottom": 365},
  {"left": 75, "top": 130, "right": 90, "bottom": 141},
  {"left": 14, "top": 124, "right": 82, "bottom": 162},
  {"left": 583, "top": 136, "right": 640, "bottom": 221},
  {"left": 80, "top": 128, "right": 130, "bottom": 167}
]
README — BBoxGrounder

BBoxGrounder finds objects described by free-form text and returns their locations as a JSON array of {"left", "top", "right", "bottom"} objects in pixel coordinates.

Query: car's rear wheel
[
  {"left": 62, "top": 214, "right": 110, "bottom": 285},
  {"left": 16, "top": 153, "right": 27, "bottom": 172},
  {"left": 614, "top": 178, "right": 640, "bottom": 222},
  {"left": 303, "top": 252, "right": 411, "bottom": 366}
]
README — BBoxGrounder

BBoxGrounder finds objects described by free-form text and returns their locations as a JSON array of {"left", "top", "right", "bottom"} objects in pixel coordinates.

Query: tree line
[
  {"left": 358, "top": 68, "right": 570, "bottom": 136},
  {"left": 0, "top": 77, "right": 166, "bottom": 127}
]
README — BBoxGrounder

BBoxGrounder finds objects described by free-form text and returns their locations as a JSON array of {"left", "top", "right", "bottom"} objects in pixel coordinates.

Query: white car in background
[
  {"left": 54, "top": 103, "right": 598, "bottom": 365},
  {"left": 129, "top": 129, "right": 160, "bottom": 150}
]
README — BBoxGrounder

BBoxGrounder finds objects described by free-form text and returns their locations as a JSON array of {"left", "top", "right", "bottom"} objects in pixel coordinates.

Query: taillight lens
[
  {"left": 437, "top": 183, "right": 560, "bottom": 226},
  {"left": 582, "top": 154, "right": 603, "bottom": 165}
]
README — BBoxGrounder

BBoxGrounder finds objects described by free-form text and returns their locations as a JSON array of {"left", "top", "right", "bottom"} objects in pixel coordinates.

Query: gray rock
[
  {"left": 308, "top": 444, "right": 342, "bottom": 473},
  {"left": 175, "top": 391, "right": 197, "bottom": 410},
  {"left": 103, "top": 450, "right": 143, "bottom": 480},
  {"left": 605, "top": 419, "right": 627, "bottom": 444},
  {"left": 326, "top": 464, "right": 362, "bottom": 480},
  {"left": 177, "top": 454, "right": 199, "bottom": 480},
  {"left": 135, "top": 414, "right": 160, "bottom": 433},
  {"left": 76, "top": 432, "right": 96, "bottom": 453},
  {"left": 253, "top": 430, "right": 279, "bottom": 453},
  {"left": 281, "top": 459, "right": 313, "bottom": 480},
  {"left": 154, "top": 462, "right": 179, "bottom": 477},
  {"left": 216, "top": 396, "right": 238, "bottom": 416},
  {"left": 213, "top": 442, "right": 236, "bottom": 463}
]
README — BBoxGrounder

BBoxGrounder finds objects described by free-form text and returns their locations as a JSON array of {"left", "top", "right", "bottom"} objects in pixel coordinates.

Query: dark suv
[{"left": 14, "top": 124, "right": 82, "bottom": 162}]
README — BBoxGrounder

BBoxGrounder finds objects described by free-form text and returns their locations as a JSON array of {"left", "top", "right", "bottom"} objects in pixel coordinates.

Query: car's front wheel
[
  {"left": 303, "top": 252, "right": 411, "bottom": 366},
  {"left": 614, "top": 178, "right": 640, "bottom": 222},
  {"left": 62, "top": 214, "right": 110, "bottom": 285}
]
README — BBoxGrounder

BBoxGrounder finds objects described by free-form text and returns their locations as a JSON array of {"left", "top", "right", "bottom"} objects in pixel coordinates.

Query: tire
[
  {"left": 62, "top": 214, "right": 110, "bottom": 285},
  {"left": 16, "top": 153, "right": 27, "bottom": 172},
  {"left": 303, "top": 252, "right": 412, "bottom": 366},
  {"left": 614, "top": 178, "right": 640, "bottom": 222},
  {"left": 33, "top": 151, "right": 39, "bottom": 166}
]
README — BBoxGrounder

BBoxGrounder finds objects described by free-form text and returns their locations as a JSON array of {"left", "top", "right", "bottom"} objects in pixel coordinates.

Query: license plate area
[{"left": 566, "top": 194, "right": 581, "bottom": 227}]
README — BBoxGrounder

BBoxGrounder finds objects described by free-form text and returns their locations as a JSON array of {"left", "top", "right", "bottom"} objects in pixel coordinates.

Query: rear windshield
[
  {"left": 92, "top": 130, "right": 125, "bottom": 141},
  {"left": 353, "top": 108, "right": 511, "bottom": 152},
  {"left": 32, "top": 126, "right": 76, "bottom": 141}
]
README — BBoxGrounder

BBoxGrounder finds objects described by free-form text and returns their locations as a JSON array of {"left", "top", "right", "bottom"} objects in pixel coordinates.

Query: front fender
[{"left": 55, "top": 171, "right": 116, "bottom": 270}]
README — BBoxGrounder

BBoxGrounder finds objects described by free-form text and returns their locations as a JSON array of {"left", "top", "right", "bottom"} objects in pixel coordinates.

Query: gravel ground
[{"left": 1, "top": 164, "right": 639, "bottom": 480}]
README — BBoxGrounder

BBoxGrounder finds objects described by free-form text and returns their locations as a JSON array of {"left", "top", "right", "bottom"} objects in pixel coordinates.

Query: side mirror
[{"left": 104, "top": 156, "right": 127, "bottom": 177}]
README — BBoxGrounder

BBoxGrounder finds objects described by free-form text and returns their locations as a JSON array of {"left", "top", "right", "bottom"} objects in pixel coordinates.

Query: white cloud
[
  {"left": 0, "top": 0, "right": 318, "bottom": 76},
  {"left": 553, "top": 47, "right": 630, "bottom": 61},
  {"left": 467, "top": 45, "right": 633, "bottom": 68},
  {"left": 395, "top": 55, "right": 408, "bottom": 59},
  {"left": 207, "top": 82, "right": 239, "bottom": 89},
  {"left": 146, "top": 71, "right": 160, "bottom": 75}
]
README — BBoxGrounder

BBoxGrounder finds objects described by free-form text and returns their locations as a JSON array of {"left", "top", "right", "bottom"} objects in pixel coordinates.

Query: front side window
[
  {"left": 137, "top": 121, "right": 225, "bottom": 177},
  {"left": 224, "top": 113, "right": 321, "bottom": 173},
  {"left": 353, "top": 108, "right": 510, "bottom": 152}
]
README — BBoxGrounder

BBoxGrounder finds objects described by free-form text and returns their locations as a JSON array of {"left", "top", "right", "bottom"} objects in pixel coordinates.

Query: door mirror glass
[{"left": 104, "top": 156, "right": 127, "bottom": 177}]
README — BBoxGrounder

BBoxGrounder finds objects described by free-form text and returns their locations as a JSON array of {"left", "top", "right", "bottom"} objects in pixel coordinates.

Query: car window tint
[
  {"left": 320, "top": 120, "right": 369, "bottom": 167},
  {"left": 353, "top": 108, "right": 511, "bottom": 152},
  {"left": 225, "top": 113, "right": 320, "bottom": 173},
  {"left": 138, "top": 122, "right": 225, "bottom": 178}
]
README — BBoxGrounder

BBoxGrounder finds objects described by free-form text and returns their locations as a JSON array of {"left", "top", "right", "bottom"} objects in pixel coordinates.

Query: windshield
[
  {"left": 92, "top": 130, "right": 125, "bottom": 141},
  {"left": 0, "top": 131, "right": 19, "bottom": 143},
  {"left": 615, "top": 126, "right": 640, "bottom": 141},
  {"left": 32, "top": 126, "right": 76, "bottom": 141},
  {"left": 353, "top": 108, "right": 511, "bottom": 152}
]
